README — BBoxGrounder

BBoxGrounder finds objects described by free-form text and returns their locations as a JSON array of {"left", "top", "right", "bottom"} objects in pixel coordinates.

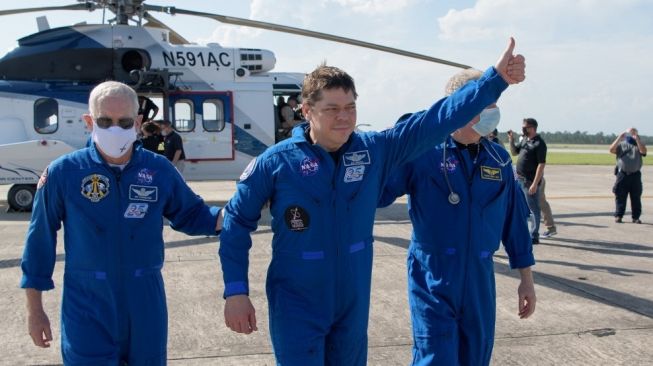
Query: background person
[
  {"left": 219, "top": 38, "right": 526, "bottom": 365},
  {"left": 378, "top": 69, "right": 535, "bottom": 366},
  {"left": 539, "top": 177, "right": 557, "bottom": 237},
  {"left": 508, "top": 118, "right": 547, "bottom": 244},
  {"left": 138, "top": 95, "right": 159, "bottom": 122},
  {"left": 159, "top": 119, "right": 186, "bottom": 173},
  {"left": 140, "top": 120, "right": 163, "bottom": 154},
  {"left": 610, "top": 127, "right": 647, "bottom": 223},
  {"left": 21, "top": 81, "right": 222, "bottom": 365}
]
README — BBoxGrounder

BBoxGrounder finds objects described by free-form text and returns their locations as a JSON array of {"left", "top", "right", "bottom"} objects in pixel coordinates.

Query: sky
[{"left": 0, "top": 0, "right": 652, "bottom": 135}]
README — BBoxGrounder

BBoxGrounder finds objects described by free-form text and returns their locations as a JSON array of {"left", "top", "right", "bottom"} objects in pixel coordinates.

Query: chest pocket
[{"left": 475, "top": 164, "right": 506, "bottom": 207}]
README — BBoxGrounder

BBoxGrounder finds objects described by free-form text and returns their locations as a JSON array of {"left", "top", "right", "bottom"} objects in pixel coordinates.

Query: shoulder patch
[
  {"left": 239, "top": 158, "right": 257, "bottom": 181},
  {"left": 37, "top": 166, "right": 49, "bottom": 190}
]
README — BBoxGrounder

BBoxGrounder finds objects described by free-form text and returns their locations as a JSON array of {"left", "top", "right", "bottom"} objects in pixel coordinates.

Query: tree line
[{"left": 497, "top": 130, "right": 653, "bottom": 145}]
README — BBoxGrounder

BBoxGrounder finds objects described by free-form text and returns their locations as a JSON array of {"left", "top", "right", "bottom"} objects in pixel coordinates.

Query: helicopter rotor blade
[
  {"left": 142, "top": 12, "right": 190, "bottom": 45},
  {"left": 143, "top": 4, "right": 470, "bottom": 69},
  {"left": 0, "top": 3, "right": 95, "bottom": 17}
]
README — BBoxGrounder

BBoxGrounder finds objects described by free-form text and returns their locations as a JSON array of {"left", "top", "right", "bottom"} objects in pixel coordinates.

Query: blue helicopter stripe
[
  {"left": 0, "top": 81, "right": 91, "bottom": 104},
  {"left": 8, "top": 26, "right": 105, "bottom": 59},
  {"left": 233, "top": 125, "right": 269, "bottom": 157}
]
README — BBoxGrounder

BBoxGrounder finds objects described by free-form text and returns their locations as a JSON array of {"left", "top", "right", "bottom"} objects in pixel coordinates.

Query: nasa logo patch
[
  {"left": 344, "top": 165, "right": 365, "bottom": 183},
  {"left": 440, "top": 156, "right": 458, "bottom": 173},
  {"left": 137, "top": 168, "right": 155, "bottom": 184},
  {"left": 81, "top": 174, "right": 110, "bottom": 202},
  {"left": 284, "top": 206, "right": 310, "bottom": 232},
  {"left": 300, "top": 157, "right": 319, "bottom": 176}
]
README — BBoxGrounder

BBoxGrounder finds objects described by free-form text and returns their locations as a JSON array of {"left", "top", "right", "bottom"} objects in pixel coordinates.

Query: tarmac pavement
[{"left": 1, "top": 165, "right": 652, "bottom": 365}]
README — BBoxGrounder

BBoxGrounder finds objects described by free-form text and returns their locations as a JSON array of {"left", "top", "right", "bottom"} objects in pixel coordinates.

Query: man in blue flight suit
[
  {"left": 219, "top": 38, "right": 526, "bottom": 365},
  {"left": 21, "top": 81, "right": 223, "bottom": 365},
  {"left": 379, "top": 69, "right": 536, "bottom": 366}
]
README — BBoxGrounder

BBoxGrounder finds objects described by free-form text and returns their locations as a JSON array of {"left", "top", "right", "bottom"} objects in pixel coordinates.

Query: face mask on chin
[
  {"left": 472, "top": 107, "right": 501, "bottom": 137},
  {"left": 92, "top": 123, "right": 137, "bottom": 159}
]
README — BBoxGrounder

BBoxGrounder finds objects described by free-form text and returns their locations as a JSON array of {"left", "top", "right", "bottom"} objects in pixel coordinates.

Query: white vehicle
[{"left": 0, "top": 0, "right": 468, "bottom": 211}]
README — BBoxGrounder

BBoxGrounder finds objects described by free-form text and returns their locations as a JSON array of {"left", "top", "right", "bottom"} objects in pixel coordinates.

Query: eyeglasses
[{"left": 94, "top": 116, "right": 136, "bottom": 129}]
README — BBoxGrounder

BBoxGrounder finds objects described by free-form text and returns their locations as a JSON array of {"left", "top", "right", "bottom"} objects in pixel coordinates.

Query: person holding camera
[
  {"left": 508, "top": 118, "right": 547, "bottom": 244},
  {"left": 610, "top": 127, "right": 647, "bottom": 223}
]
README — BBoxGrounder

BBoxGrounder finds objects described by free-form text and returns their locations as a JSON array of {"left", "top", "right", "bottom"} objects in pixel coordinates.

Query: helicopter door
[{"left": 168, "top": 92, "right": 234, "bottom": 161}]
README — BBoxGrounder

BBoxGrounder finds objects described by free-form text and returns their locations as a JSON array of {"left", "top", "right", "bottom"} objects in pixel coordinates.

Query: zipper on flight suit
[{"left": 454, "top": 146, "right": 480, "bottom": 315}]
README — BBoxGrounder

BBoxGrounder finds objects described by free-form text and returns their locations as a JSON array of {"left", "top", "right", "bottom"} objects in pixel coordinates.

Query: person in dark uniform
[
  {"left": 610, "top": 127, "right": 647, "bottom": 223},
  {"left": 159, "top": 119, "right": 186, "bottom": 173},
  {"left": 508, "top": 118, "right": 547, "bottom": 244},
  {"left": 140, "top": 121, "right": 163, "bottom": 154},
  {"left": 138, "top": 95, "right": 159, "bottom": 122}
]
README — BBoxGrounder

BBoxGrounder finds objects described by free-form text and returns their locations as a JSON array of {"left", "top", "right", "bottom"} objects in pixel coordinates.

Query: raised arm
[
  {"left": 380, "top": 38, "right": 525, "bottom": 171},
  {"left": 632, "top": 128, "right": 647, "bottom": 156},
  {"left": 609, "top": 132, "right": 625, "bottom": 154}
]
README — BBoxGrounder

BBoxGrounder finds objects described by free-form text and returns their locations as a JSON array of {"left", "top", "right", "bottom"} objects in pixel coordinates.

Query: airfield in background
[{"left": 1, "top": 165, "right": 652, "bottom": 365}]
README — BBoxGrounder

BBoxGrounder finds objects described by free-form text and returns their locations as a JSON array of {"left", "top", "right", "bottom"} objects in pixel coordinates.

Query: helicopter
[{"left": 0, "top": 0, "right": 469, "bottom": 211}]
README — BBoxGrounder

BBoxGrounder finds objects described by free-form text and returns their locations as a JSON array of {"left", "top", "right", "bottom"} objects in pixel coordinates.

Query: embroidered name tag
[
  {"left": 480, "top": 166, "right": 502, "bottom": 181},
  {"left": 129, "top": 185, "right": 158, "bottom": 202},
  {"left": 343, "top": 150, "right": 371, "bottom": 166}
]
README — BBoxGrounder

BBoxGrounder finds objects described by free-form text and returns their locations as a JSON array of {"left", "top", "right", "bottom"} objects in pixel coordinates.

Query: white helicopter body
[{"left": 0, "top": 0, "right": 466, "bottom": 211}]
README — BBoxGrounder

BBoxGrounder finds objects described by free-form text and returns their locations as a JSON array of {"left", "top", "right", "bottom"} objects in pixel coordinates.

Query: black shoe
[
  {"left": 532, "top": 238, "right": 540, "bottom": 245},
  {"left": 633, "top": 219, "right": 642, "bottom": 224},
  {"left": 615, "top": 217, "right": 623, "bottom": 223}
]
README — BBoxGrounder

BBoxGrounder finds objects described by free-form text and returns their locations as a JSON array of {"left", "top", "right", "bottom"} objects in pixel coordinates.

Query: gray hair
[
  {"left": 444, "top": 68, "right": 483, "bottom": 96},
  {"left": 88, "top": 81, "right": 139, "bottom": 117}
]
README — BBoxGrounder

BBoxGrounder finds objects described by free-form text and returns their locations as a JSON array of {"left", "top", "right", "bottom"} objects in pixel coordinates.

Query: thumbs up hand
[{"left": 495, "top": 37, "right": 525, "bottom": 84}]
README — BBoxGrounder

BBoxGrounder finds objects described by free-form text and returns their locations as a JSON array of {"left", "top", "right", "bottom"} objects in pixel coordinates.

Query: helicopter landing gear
[{"left": 7, "top": 184, "right": 36, "bottom": 212}]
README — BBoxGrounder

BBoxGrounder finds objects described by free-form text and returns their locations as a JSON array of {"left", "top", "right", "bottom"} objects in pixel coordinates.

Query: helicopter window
[
  {"left": 202, "top": 100, "right": 225, "bottom": 132},
  {"left": 174, "top": 100, "right": 195, "bottom": 132},
  {"left": 33, "top": 98, "right": 59, "bottom": 134},
  {"left": 240, "top": 54, "right": 247, "bottom": 61}
]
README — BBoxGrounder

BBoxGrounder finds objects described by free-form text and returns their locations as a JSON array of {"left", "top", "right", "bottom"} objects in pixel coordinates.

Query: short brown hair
[
  {"left": 301, "top": 64, "right": 358, "bottom": 106},
  {"left": 523, "top": 118, "right": 538, "bottom": 128}
]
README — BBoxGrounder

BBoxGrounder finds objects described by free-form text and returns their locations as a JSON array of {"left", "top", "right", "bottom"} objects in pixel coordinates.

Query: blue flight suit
[
  {"left": 379, "top": 137, "right": 535, "bottom": 366},
  {"left": 21, "top": 143, "right": 220, "bottom": 365},
  {"left": 219, "top": 67, "right": 508, "bottom": 366}
]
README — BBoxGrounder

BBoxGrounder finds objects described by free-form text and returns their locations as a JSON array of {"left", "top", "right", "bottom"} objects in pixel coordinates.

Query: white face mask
[
  {"left": 472, "top": 107, "right": 501, "bottom": 137},
  {"left": 92, "top": 123, "right": 137, "bottom": 158}
]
